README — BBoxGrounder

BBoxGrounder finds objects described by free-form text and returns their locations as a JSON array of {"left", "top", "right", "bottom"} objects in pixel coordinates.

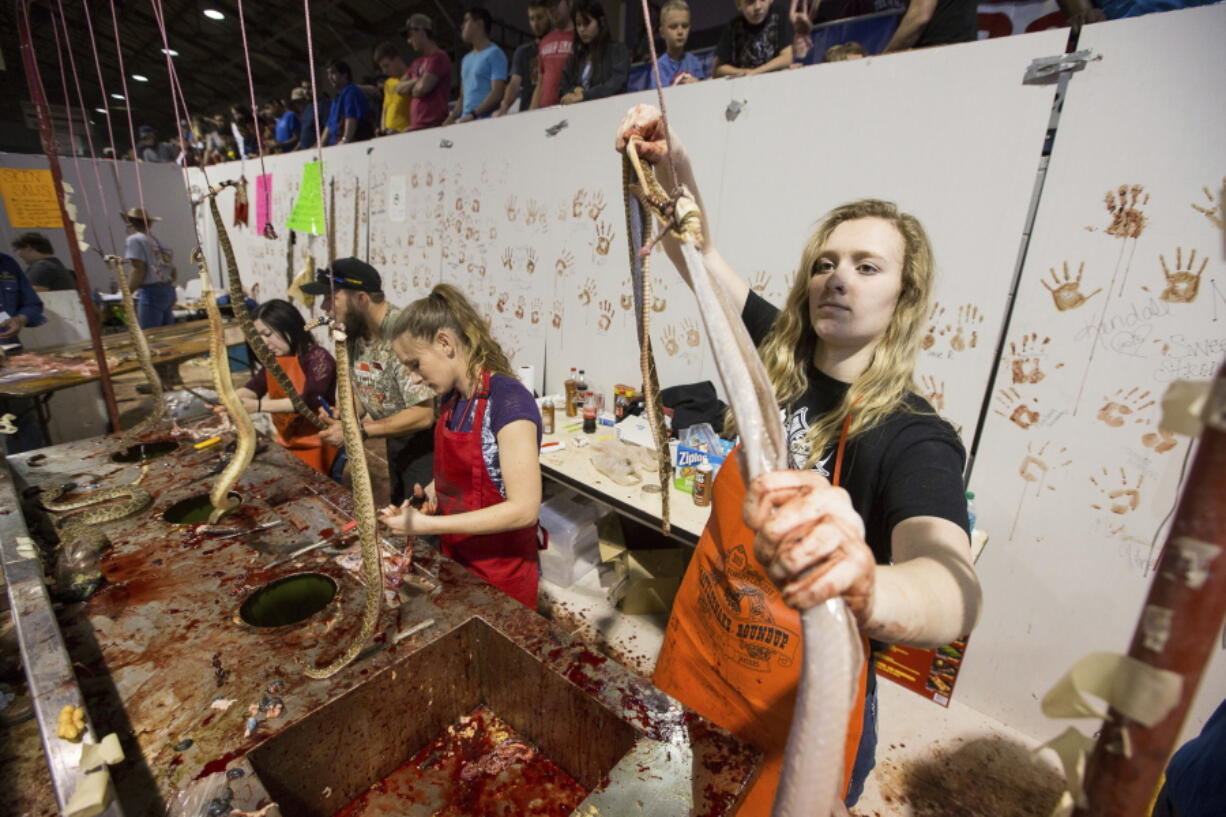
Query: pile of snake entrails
[{"left": 207, "top": 182, "right": 326, "bottom": 431}]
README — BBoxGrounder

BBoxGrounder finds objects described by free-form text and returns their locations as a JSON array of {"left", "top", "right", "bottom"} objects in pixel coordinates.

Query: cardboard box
[
  {"left": 672, "top": 438, "right": 735, "bottom": 494},
  {"left": 597, "top": 514, "right": 690, "bottom": 614}
]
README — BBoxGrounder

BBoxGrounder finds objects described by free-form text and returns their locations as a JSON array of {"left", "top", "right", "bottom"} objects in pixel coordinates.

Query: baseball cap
[
  {"left": 299, "top": 257, "right": 383, "bottom": 295},
  {"left": 138, "top": 125, "right": 156, "bottom": 134},
  {"left": 290, "top": 87, "right": 310, "bottom": 101},
  {"left": 400, "top": 13, "right": 432, "bottom": 35}
]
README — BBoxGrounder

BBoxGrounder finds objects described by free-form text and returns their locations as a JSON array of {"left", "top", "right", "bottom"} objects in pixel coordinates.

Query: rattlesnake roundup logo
[{"left": 696, "top": 545, "right": 799, "bottom": 672}]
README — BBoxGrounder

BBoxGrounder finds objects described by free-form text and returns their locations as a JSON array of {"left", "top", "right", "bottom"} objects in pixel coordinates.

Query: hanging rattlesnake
[
  {"left": 207, "top": 181, "right": 327, "bottom": 431},
  {"left": 198, "top": 254, "right": 255, "bottom": 524},
  {"left": 107, "top": 253, "right": 165, "bottom": 442},
  {"left": 303, "top": 178, "right": 382, "bottom": 679}
]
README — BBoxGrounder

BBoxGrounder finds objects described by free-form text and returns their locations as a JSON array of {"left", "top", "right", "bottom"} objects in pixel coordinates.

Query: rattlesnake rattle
[
  {"left": 106, "top": 253, "right": 165, "bottom": 442},
  {"left": 303, "top": 180, "right": 383, "bottom": 679},
  {"left": 197, "top": 254, "right": 255, "bottom": 524},
  {"left": 207, "top": 182, "right": 327, "bottom": 431},
  {"left": 621, "top": 142, "right": 674, "bottom": 534}
]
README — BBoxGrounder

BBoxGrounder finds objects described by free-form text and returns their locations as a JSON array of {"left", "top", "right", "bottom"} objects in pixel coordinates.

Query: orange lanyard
[{"left": 831, "top": 413, "right": 853, "bottom": 489}]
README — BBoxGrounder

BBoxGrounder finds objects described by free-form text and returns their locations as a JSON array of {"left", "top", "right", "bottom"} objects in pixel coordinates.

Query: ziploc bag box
[{"left": 672, "top": 438, "right": 734, "bottom": 494}]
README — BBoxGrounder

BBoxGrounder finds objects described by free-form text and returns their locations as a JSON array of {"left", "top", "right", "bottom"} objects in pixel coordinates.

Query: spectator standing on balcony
[
  {"left": 445, "top": 8, "right": 508, "bottom": 124},
  {"left": 881, "top": 0, "right": 978, "bottom": 52},
  {"left": 400, "top": 14, "right": 453, "bottom": 131},
  {"left": 530, "top": 0, "right": 574, "bottom": 109},
  {"left": 496, "top": 0, "right": 553, "bottom": 116},
  {"left": 274, "top": 91, "right": 304, "bottom": 151},
  {"left": 559, "top": 0, "right": 629, "bottom": 104},
  {"left": 320, "top": 60, "right": 374, "bottom": 146},
  {"left": 373, "top": 42, "right": 413, "bottom": 134},
  {"left": 713, "top": 0, "right": 795, "bottom": 78},
  {"left": 650, "top": 0, "right": 708, "bottom": 88}
]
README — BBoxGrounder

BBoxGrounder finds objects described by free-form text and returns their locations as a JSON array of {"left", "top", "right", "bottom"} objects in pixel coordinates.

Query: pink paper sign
[{"left": 255, "top": 173, "right": 273, "bottom": 236}]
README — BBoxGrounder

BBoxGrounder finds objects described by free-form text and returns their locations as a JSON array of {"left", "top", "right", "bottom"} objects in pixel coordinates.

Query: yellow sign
[{"left": 0, "top": 168, "right": 62, "bottom": 229}]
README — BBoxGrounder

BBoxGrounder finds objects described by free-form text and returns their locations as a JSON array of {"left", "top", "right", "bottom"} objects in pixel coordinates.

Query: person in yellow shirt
[{"left": 374, "top": 42, "right": 412, "bottom": 134}]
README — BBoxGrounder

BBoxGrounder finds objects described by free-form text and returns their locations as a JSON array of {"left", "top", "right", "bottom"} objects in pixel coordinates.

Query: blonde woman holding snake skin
[{"left": 616, "top": 106, "right": 982, "bottom": 813}]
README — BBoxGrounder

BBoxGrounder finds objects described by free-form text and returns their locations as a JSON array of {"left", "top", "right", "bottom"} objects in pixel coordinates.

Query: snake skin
[
  {"left": 109, "top": 254, "right": 165, "bottom": 442},
  {"left": 41, "top": 468, "right": 151, "bottom": 558},
  {"left": 207, "top": 183, "right": 327, "bottom": 430},
  {"left": 198, "top": 259, "right": 256, "bottom": 524},
  {"left": 622, "top": 144, "right": 675, "bottom": 534}
]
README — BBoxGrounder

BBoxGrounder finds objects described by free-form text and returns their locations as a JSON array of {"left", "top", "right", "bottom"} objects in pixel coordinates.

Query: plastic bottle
[
  {"left": 564, "top": 368, "right": 578, "bottom": 417},
  {"left": 541, "top": 398, "right": 555, "bottom": 434},
  {"left": 582, "top": 391, "right": 598, "bottom": 434},
  {"left": 965, "top": 491, "right": 977, "bottom": 533},
  {"left": 573, "top": 369, "right": 588, "bottom": 417}
]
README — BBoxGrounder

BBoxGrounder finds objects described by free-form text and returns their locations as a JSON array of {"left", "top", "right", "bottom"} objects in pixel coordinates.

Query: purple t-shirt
[{"left": 444, "top": 373, "right": 541, "bottom": 498}]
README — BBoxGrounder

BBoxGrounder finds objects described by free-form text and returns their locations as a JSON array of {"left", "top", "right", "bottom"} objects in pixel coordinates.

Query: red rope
[
  {"left": 106, "top": 0, "right": 149, "bottom": 220},
  {"left": 637, "top": 0, "right": 680, "bottom": 187},
  {"left": 303, "top": 0, "right": 335, "bottom": 306},
  {"left": 236, "top": 0, "right": 271, "bottom": 184}
]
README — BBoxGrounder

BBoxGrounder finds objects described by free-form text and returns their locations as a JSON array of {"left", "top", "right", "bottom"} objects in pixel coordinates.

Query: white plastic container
[{"left": 538, "top": 488, "right": 605, "bottom": 587}]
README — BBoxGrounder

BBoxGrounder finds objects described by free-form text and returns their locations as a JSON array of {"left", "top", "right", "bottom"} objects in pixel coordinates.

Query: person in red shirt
[
  {"left": 530, "top": 0, "right": 574, "bottom": 109},
  {"left": 399, "top": 13, "right": 453, "bottom": 130}
]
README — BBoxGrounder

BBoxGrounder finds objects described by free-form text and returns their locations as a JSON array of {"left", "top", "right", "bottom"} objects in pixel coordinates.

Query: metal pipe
[
  {"left": 15, "top": 0, "right": 122, "bottom": 434},
  {"left": 1074, "top": 355, "right": 1226, "bottom": 816}
]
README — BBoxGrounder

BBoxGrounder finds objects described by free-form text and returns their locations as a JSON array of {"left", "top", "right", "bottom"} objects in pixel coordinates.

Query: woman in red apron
[
  {"left": 378, "top": 284, "right": 542, "bottom": 609},
  {"left": 227, "top": 299, "right": 338, "bottom": 475},
  {"left": 617, "top": 107, "right": 983, "bottom": 813}
]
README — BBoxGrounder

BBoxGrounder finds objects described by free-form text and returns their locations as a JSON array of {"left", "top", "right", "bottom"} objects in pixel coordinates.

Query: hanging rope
[
  {"left": 303, "top": 0, "right": 333, "bottom": 286},
  {"left": 106, "top": 0, "right": 150, "bottom": 220},
  {"left": 637, "top": 0, "right": 681, "bottom": 188},
  {"left": 235, "top": 0, "right": 277, "bottom": 238},
  {"left": 81, "top": 0, "right": 131, "bottom": 216}
]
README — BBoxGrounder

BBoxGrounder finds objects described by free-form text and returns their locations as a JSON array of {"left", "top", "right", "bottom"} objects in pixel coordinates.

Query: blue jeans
[
  {"left": 845, "top": 683, "right": 878, "bottom": 806},
  {"left": 135, "top": 283, "right": 176, "bottom": 329}
]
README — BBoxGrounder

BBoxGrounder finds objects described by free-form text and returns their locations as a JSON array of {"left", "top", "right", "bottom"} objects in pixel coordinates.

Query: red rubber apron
[
  {"left": 652, "top": 419, "right": 868, "bottom": 816},
  {"left": 268, "top": 354, "right": 338, "bottom": 476},
  {"left": 433, "top": 370, "right": 540, "bottom": 609}
]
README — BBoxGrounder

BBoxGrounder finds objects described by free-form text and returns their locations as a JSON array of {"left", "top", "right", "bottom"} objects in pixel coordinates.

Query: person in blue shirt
[
  {"left": 1152, "top": 699, "right": 1226, "bottom": 817},
  {"left": 446, "top": 7, "right": 508, "bottom": 124},
  {"left": 650, "top": 0, "right": 708, "bottom": 88},
  {"left": 270, "top": 95, "right": 301, "bottom": 152},
  {"left": 0, "top": 252, "right": 48, "bottom": 454},
  {"left": 320, "top": 60, "right": 374, "bottom": 146}
]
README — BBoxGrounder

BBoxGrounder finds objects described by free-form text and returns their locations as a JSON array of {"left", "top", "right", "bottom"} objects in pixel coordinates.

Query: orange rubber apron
[
  {"left": 267, "top": 354, "right": 338, "bottom": 476},
  {"left": 653, "top": 421, "right": 868, "bottom": 816}
]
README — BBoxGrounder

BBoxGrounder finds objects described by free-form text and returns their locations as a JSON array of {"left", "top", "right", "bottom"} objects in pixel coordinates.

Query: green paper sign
[{"left": 286, "top": 161, "right": 325, "bottom": 235}]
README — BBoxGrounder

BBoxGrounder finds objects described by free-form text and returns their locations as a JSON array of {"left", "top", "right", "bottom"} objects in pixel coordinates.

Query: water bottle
[{"left": 965, "top": 491, "right": 977, "bottom": 533}]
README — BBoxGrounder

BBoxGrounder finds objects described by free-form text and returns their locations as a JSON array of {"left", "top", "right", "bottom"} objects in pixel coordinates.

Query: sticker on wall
[{"left": 255, "top": 173, "right": 274, "bottom": 237}]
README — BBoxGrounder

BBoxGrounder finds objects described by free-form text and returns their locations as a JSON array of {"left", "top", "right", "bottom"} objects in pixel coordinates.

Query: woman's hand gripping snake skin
[
  {"left": 207, "top": 182, "right": 327, "bottom": 431},
  {"left": 198, "top": 255, "right": 255, "bottom": 524},
  {"left": 107, "top": 253, "right": 165, "bottom": 442},
  {"left": 619, "top": 105, "right": 863, "bottom": 817}
]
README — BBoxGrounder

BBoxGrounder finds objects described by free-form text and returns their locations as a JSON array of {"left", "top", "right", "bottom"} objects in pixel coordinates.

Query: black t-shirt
[
  {"left": 716, "top": 9, "right": 794, "bottom": 70},
  {"left": 511, "top": 41, "right": 537, "bottom": 112},
  {"left": 915, "top": 0, "right": 979, "bottom": 48},
  {"left": 27, "top": 257, "right": 75, "bottom": 291},
  {"left": 742, "top": 290, "right": 969, "bottom": 566}
]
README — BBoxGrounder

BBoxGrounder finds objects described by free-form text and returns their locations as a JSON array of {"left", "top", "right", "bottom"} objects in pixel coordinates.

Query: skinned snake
[
  {"left": 198, "top": 256, "right": 255, "bottom": 524},
  {"left": 304, "top": 178, "right": 382, "bottom": 679},
  {"left": 108, "top": 254, "right": 165, "bottom": 442},
  {"left": 621, "top": 111, "right": 862, "bottom": 817},
  {"left": 621, "top": 144, "right": 676, "bottom": 534},
  {"left": 207, "top": 181, "right": 327, "bottom": 431}
]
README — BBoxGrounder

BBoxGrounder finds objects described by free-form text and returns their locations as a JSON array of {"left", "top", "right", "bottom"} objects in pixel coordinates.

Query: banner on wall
[
  {"left": 0, "top": 168, "right": 61, "bottom": 228},
  {"left": 875, "top": 637, "right": 969, "bottom": 706},
  {"left": 256, "top": 173, "right": 273, "bottom": 236},
  {"left": 286, "top": 162, "right": 325, "bottom": 235}
]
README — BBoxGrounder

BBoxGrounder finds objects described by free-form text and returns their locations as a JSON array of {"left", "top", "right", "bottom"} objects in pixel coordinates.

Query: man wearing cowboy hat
[{"left": 121, "top": 206, "right": 177, "bottom": 330}]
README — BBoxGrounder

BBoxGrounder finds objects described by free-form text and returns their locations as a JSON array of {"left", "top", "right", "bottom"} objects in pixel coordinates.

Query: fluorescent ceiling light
[
  {"left": 95, "top": 108, "right": 108, "bottom": 114},
  {"left": 132, "top": 74, "right": 149, "bottom": 82},
  {"left": 161, "top": 48, "right": 179, "bottom": 57},
  {"left": 203, "top": 9, "right": 224, "bottom": 20},
  {"left": 111, "top": 93, "right": 125, "bottom": 100}
]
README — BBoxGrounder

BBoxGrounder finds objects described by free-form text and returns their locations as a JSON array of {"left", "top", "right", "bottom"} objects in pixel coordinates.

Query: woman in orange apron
[
  {"left": 229, "top": 298, "right": 338, "bottom": 475},
  {"left": 617, "top": 107, "right": 983, "bottom": 813},
  {"left": 378, "top": 284, "right": 543, "bottom": 609}
]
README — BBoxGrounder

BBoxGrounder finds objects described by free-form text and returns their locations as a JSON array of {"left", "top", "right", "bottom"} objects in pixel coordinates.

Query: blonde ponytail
[{"left": 392, "top": 284, "right": 513, "bottom": 383}]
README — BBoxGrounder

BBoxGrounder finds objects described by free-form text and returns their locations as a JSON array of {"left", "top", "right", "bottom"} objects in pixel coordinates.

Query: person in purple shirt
[
  {"left": 650, "top": 0, "right": 709, "bottom": 88},
  {"left": 380, "top": 283, "right": 543, "bottom": 609},
  {"left": 321, "top": 59, "right": 374, "bottom": 146}
]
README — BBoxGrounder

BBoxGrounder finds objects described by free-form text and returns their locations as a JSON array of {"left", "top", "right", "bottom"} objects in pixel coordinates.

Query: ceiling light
[
  {"left": 161, "top": 48, "right": 179, "bottom": 57},
  {"left": 203, "top": 9, "right": 224, "bottom": 20},
  {"left": 132, "top": 74, "right": 149, "bottom": 82},
  {"left": 111, "top": 93, "right": 125, "bottom": 100},
  {"left": 95, "top": 108, "right": 108, "bottom": 114}
]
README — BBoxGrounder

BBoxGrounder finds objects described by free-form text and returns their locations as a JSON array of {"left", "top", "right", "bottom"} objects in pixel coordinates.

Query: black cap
[{"left": 299, "top": 257, "right": 383, "bottom": 295}]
